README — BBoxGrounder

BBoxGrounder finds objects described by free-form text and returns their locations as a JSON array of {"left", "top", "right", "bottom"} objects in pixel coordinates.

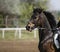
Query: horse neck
[
  {"left": 38, "top": 12, "right": 53, "bottom": 42},
  {"left": 40, "top": 12, "right": 52, "bottom": 30}
]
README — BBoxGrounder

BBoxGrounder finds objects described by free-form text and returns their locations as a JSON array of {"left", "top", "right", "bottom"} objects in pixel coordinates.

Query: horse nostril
[
  {"left": 28, "top": 26, "right": 30, "bottom": 29},
  {"left": 26, "top": 26, "right": 30, "bottom": 30}
]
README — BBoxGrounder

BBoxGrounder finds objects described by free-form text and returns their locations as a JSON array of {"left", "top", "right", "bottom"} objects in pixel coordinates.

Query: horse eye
[
  {"left": 34, "top": 17, "right": 36, "bottom": 19},
  {"left": 31, "top": 14, "right": 37, "bottom": 19},
  {"left": 31, "top": 16, "right": 36, "bottom": 19}
]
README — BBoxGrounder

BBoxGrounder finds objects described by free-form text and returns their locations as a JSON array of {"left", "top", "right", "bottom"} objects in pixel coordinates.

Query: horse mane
[
  {"left": 43, "top": 11, "right": 57, "bottom": 29},
  {"left": 33, "top": 8, "right": 57, "bottom": 29}
]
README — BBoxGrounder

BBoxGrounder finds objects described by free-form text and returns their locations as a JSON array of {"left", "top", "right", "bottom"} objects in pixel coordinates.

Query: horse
[{"left": 26, "top": 8, "right": 57, "bottom": 52}]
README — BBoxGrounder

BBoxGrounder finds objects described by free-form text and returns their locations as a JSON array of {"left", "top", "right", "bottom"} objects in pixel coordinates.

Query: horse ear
[{"left": 33, "top": 7, "right": 44, "bottom": 14}]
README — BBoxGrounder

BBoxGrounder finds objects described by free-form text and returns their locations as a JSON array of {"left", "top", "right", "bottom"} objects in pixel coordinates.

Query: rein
[{"left": 38, "top": 27, "right": 60, "bottom": 31}]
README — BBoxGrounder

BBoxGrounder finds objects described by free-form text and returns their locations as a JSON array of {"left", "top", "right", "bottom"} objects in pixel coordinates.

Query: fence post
[
  {"left": 19, "top": 29, "right": 21, "bottom": 39},
  {"left": 2, "top": 29, "right": 5, "bottom": 39},
  {"left": 34, "top": 29, "right": 36, "bottom": 38},
  {"left": 15, "top": 30, "right": 18, "bottom": 38}
]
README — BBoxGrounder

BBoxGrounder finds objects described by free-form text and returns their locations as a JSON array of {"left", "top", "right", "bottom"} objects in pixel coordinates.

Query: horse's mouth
[
  {"left": 26, "top": 28, "right": 33, "bottom": 32},
  {"left": 26, "top": 26, "right": 35, "bottom": 32},
  {"left": 26, "top": 28, "right": 32, "bottom": 32}
]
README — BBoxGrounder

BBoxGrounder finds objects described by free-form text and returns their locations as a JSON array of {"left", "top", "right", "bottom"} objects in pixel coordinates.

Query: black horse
[{"left": 26, "top": 8, "right": 57, "bottom": 52}]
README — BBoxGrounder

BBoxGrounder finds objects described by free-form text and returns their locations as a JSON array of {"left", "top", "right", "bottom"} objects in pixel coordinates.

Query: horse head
[{"left": 26, "top": 8, "right": 44, "bottom": 31}]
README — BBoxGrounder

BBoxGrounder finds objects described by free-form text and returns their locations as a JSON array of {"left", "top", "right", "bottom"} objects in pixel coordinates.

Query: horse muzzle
[{"left": 26, "top": 26, "right": 35, "bottom": 32}]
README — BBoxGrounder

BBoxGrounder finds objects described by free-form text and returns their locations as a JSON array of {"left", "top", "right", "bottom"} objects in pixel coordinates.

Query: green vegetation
[
  {"left": 19, "top": 0, "right": 48, "bottom": 27},
  {"left": 0, "top": 0, "right": 60, "bottom": 27},
  {"left": 0, "top": 0, "right": 49, "bottom": 27}
]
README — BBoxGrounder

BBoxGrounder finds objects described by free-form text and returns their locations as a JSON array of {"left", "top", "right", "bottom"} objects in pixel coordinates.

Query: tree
[
  {"left": 0, "top": 0, "right": 49, "bottom": 27},
  {"left": 0, "top": 0, "right": 21, "bottom": 27},
  {"left": 0, "top": 0, "right": 20, "bottom": 15}
]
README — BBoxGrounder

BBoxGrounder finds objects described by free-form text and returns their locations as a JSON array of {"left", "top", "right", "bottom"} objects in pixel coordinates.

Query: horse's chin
[
  {"left": 29, "top": 30, "right": 32, "bottom": 32},
  {"left": 29, "top": 29, "right": 33, "bottom": 32},
  {"left": 28, "top": 28, "right": 34, "bottom": 32},
  {"left": 26, "top": 28, "right": 32, "bottom": 32}
]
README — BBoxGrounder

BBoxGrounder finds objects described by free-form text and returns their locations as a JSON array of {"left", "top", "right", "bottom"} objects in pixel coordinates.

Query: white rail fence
[{"left": 0, "top": 28, "right": 37, "bottom": 39}]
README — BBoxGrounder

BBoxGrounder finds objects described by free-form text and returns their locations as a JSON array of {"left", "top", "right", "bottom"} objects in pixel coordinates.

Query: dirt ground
[{"left": 0, "top": 40, "right": 39, "bottom": 52}]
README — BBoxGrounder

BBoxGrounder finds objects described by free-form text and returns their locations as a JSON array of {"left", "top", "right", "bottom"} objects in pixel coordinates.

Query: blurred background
[{"left": 0, "top": 0, "right": 60, "bottom": 28}]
